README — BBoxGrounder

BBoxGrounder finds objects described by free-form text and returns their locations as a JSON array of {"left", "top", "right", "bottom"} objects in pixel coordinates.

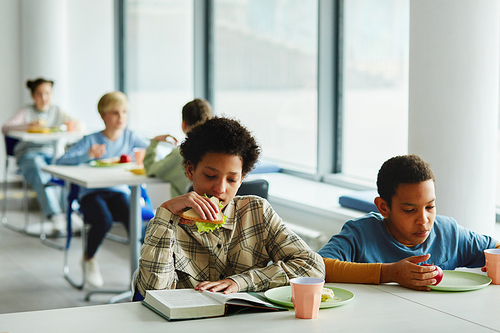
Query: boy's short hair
[
  {"left": 180, "top": 117, "right": 261, "bottom": 175},
  {"left": 97, "top": 91, "right": 128, "bottom": 115},
  {"left": 377, "top": 154, "right": 435, "bottom": 208},
  {"left": 182, "top": 99, "right": 213, "bottom": 127}
]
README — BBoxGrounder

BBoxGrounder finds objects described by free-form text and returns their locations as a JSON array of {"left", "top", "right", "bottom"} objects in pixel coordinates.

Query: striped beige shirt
[{"left": 137, "top": 196, "right": 325, "bottom": 296}]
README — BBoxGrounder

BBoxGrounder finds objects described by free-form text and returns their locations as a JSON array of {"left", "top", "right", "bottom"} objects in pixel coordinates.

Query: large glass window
[
  {"left": 126, "top": 0, "right": 194, "bottom": 139},
  {"left": 212, "top": 0, "right": 318, "bottom": 173},
  {"left": 341, "top": 0, "right": 409, "bottom": 181}
]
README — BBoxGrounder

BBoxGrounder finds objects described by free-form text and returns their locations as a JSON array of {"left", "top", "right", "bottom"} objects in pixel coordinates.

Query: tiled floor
[{"left": 0, "top": 206, "right": 131, "bottom": 314}]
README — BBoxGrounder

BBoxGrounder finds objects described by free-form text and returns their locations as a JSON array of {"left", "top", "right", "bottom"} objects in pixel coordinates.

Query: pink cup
[
  {"left": 484, "top": 249, "right": 500, "bottom": 284},
  {"left": 133, "top": 148, "right": 146, "bottom": 166},
  {"left": 290, "top": 277, "right": 324, "bottom": 319}
]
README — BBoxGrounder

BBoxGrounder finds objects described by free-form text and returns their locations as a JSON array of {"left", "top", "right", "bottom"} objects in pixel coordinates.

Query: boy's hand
[
  {"left": 153, "top": 134, "right": 178, "bottom": 146},
  {"left": 160, "top": 191, "right": 220, "bottom": 221},
  {"left": 381, "top": 254, "right": 439, "bottom": 291},
  {"left": 88, "top": 143, "right": 106, "bottom": 159},
  {"left": 194, "top": 279, "right": 238, "bottom": 294}
]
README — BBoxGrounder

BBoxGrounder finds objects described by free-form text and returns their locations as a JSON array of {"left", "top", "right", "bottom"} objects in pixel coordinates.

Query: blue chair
[
  {"left": 63, "top": 183, "right": 155, "bottom": 290},
  {"left": 187, "top": 179, "right": 269, "bottom": 199}
]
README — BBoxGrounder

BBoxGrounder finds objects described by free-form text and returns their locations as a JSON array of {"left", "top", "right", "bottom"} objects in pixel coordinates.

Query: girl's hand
[
  {"left": 88, "top": 143, "right": 107, "bottom": 159},
  {"left": 160, "top": 191, "right": 220, "bottom": 221},
  {"left": 29, "top": 119, "right": 47, "bottom": 127}
]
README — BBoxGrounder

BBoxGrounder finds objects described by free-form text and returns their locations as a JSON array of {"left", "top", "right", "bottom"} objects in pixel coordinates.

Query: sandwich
[
  {"left": 180, "top": 195, "right": 226, "bottom": 233},
  {"left": 321, "top": 288, "right": 335, "bottom": 302}
]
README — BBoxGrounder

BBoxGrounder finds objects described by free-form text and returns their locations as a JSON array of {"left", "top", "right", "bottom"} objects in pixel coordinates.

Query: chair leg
[
  {"left": 1, "top": 175, "right": 33, "bottom": 234},
  {"left": 63, "top": 221, "right": 86, "bottom": 290}
]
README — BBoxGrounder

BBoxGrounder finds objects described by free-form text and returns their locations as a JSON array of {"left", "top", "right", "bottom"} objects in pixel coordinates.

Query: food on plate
[
  {"left": 321, "top": 288, "right": 335, "bottom": 302},
  {"left": 119, "top": 154, "right": 133, "bottom": 163},
  {"left": 422, "top": 264, "right": 444, "bottom": 285},
  {"left": 27, "top": 126, "right": 51, "bottom": 134},
  {"left": 129, "top": 168, "right": 146, "bottom": 175},
  {"left": 93, "top": 156, "right": 120, "bottom": 167},
  {"left": 180, "top": 195, "right": 226, "bottom": 233}
]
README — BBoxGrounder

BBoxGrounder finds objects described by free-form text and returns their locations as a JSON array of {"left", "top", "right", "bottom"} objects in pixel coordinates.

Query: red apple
[
  {"left": 423, "top": 264, "right": 443, "bottom": 285},
  {"left": 119, "top": 154, "right": 132, "bottom": 163}
]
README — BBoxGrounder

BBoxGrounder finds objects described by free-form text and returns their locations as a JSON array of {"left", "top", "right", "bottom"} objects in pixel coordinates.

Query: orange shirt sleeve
[{"left": 323, "top": 257, "right": 382, "bottom": 284}]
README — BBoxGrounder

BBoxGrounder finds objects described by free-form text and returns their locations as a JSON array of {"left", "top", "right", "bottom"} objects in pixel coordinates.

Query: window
[
  {"left": 341, "top": 0, "right": 409, "bottom": 182},
  {"left": 120, "top": 0, "right": 409, "bottom": 182},
  {"left": 126, "top": 0, "right": 194, "bottom": 138},
  {"left": 212, "top": 0, "right": 318, "bottom": 173}
]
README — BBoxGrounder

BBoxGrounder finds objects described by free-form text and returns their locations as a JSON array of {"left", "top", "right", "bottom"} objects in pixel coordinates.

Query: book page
[
  {"left": 152, "top": 289, "right": 221, "bottom": 308},
  {"left": 202, "top": 291, "right": 274, "bottom": 307}
]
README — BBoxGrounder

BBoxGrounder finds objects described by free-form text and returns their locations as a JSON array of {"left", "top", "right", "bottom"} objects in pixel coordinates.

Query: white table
[
  {"left": 0, "top": 281, "right": 497, "bottom": 333},
  {"left": 372, "top": 268, "right": 500, "bottom": 332},
  {"left": 7, "top": 130, "right": 84, "bottom": 159},
  {"left": 41, "top": 164, "right": 163, "bottom": 296},
  {"left": 2, "top": 131, "right": 84, "bottom": 236}
]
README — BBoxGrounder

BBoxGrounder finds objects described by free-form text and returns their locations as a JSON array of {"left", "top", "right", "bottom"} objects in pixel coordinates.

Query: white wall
[
  {"left": 0, "top": 0, "right": 22, "bottom": 171},
  {"left": 409, "top": 0, "right": 499, "bottom": 236},
  {"left": 0, "top": 0, "right": 115, "bottom": 176},
  {"left": 66, "top": 0, "right": 115, "bottom": 132}
]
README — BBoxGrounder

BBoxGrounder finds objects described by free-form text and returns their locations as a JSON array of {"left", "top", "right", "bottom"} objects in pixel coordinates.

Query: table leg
[
  {"left": 85, "top": 185, "right": 142, "bottom": 303},
  {"left": 129, "top": 185, "right": 141, "bottom": 276}
]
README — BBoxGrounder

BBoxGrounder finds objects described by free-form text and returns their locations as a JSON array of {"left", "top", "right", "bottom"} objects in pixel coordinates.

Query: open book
[{"left": 142, "top": 289, "right": 287, "bottom": 321}]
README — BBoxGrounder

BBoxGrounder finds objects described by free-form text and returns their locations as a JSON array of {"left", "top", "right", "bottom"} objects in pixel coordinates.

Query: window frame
[{"left": 115, "top": 0, "right": 368, "bottom": 185}]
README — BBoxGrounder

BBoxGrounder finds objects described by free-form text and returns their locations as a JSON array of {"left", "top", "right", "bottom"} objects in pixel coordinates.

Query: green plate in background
[
  {"left": 429, "top": 270, "right": 491, "bottom": 291},
  {"left": 264, "top": 286, "right": 354, "bottom": 308},
  {"left": 89, "top": 160, "right": 131, "bottom": 168}
]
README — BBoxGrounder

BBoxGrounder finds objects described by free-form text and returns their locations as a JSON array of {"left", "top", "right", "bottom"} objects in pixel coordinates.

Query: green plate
[
  {"left": 429, "top": 270, "right": 491, "bottom": 291},
  {"left": 89, "top": 160, "right": 131, "bottom": 168},
  {"left": 264, "top": 286, "right": 354, "bottom": 309}
]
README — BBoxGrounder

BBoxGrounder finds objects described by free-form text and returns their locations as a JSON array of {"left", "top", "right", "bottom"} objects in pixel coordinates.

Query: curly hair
[
  {"left": 377, "top": 154, "right": 435, "bottom": 208},
  {"left": 180, "top": 117, "right": 261, "bottom": 175},
  {"left": 182, "top": 98, "right": 213, "bottom": 127}
]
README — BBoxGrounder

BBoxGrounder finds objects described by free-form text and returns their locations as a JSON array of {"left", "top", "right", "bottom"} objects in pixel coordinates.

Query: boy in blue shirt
[
  {"left": 319, "top": 154, "right": 499, "bottom": 291},
  {"left": 56, "top": 91, "right": 149, "bottom": 288}
]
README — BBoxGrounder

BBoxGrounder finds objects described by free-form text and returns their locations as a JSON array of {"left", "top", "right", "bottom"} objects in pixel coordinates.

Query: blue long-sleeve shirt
[
  {"left": 318, "top": 212, "right": 496, "bottom": 270},
  {"left": 56, "top": 129, "right": 149, "bottom": 200}
]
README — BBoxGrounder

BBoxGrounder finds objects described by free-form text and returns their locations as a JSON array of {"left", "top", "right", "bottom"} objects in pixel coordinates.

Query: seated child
[
  {"left": 135, "top": 117, "right": 324, "bottom": 299},
  {"left": 56, "top": 91, "right": 149, "bottom": 288},
  {"left": 144, "top": 98, "right": 213, "bottom": 198},
  {"left": 2, "top": 78, "right": 79, "bottom": 233},
  {"left": 319, "top": 154, "right": 500, "bottom": 291}
]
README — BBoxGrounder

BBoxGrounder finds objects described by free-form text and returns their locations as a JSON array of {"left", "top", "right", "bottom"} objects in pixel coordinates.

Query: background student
[
  {"left": 56, "top": 91, "right": 149, "bottom": 288},
  {"left": 143, "top": 98, "right": 213, "bottom": 198},
  {"left": 135, "top": 117, "right": 324, "bottom": 300},
  {"left": 319, "top": 154, "right": 500, "bottom": 291},
  {"left": 2, "top": 77, "right": 78, "bottom": 234}
]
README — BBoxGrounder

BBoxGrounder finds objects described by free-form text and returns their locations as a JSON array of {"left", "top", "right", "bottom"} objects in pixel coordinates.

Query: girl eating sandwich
[{"left": 134, "top": 117, "right": 324, "bottom": 300}]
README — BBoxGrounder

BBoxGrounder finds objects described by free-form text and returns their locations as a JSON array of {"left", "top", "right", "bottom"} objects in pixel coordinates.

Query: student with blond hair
[{"left": 57, "top": 91, "right": 149, "bottom": 288}]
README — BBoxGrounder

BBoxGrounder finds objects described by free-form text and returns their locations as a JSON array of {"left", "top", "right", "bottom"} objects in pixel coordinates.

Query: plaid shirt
[{"left": 137, "top": 196, "right": 325, "bottom": 296}]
